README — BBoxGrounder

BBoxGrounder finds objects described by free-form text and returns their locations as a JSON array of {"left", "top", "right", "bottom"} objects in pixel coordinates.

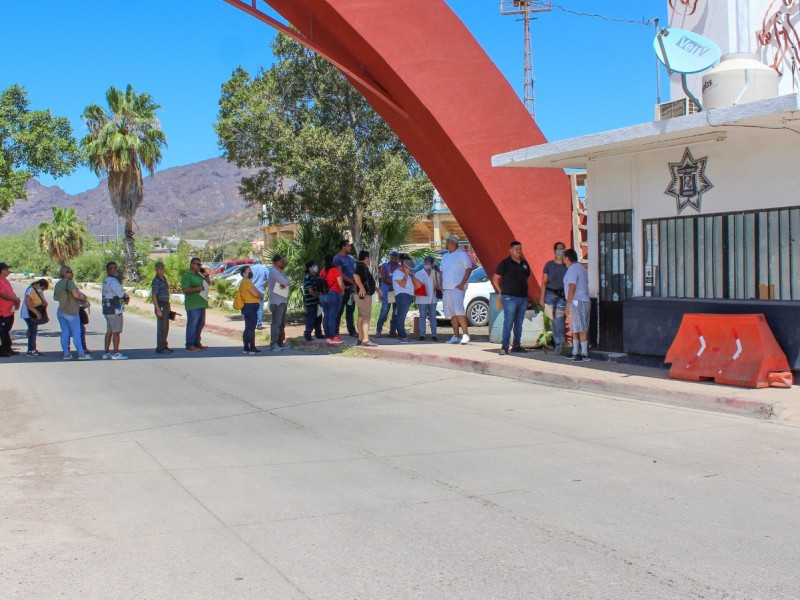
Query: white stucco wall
[
  {"left": 668, "top": 0, "right": 797, "bottom": 101},
  {"left": 586, "top": 125, "right": 800, "bottom": 297}
]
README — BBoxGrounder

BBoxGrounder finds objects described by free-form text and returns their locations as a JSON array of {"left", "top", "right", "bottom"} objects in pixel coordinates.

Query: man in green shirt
[{"left": 180, "top": 258, "right": 210, "bottom": 352}]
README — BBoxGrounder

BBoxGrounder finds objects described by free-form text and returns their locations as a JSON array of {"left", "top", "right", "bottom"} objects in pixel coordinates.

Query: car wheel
[{"left": 467, "top": 299, "right": 489, "bottom": 327}]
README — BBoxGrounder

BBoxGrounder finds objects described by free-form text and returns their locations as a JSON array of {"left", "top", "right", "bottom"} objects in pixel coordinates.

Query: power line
[{"left": 552, "top": 4, "right": 656, "bottom": 27}]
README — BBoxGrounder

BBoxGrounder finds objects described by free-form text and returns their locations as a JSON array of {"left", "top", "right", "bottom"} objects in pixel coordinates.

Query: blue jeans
[
  {"left": 256, "top": 298, "right": 265, "bottom": 328},
  {"left": 501, "top": 295, "right": 528, "bottom": 349},
  {"left": 417, "top": 302, "right": 437, "bottom": 336},
  {"left": 24, "top": 317, "right": 38, "bottom": 352},
  {"left": 319, "top": 292, "right": 342, "bottom": 339},
  {"left": 545, "top": 290, "right": 567, "bottom": 345},
  {"left": 304, "top": 303, "right": 322, "bottom": 338},
  {"left": 185, "top": 308, "right": 206, "bottom": 349},
  {"left": 57, "top": 310, "right": 84, "bottom": 355},
  {"left": 241, "top": 303, "right": 259, "bottom": 350},
  {"left": 394, "top": 293, "right": 413, "bottom": 339},
  {"left": 376, "top": 284, "right": 397, "bottom": 334}
]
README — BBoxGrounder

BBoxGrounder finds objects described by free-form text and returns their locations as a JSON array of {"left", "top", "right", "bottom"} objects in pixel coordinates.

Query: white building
[{"left": 493, "top": 0, "right": 800, "bottom": 370}]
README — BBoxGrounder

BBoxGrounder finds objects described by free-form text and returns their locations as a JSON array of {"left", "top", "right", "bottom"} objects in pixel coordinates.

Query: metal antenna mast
[{"left": 499, "top": 1, "right": 552, "bottom": 119}]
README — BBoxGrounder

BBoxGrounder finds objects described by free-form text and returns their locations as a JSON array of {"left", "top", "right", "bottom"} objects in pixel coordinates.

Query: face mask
[
  {"left": 310, "top": 266, "right": 318, "bottom": 274},
  {"left": 423, "top": 264, "right": 432, "bottom": 271},
  {"left": 246, "top": 272, "right": 253, "bottom": 279},
  {"left": 555, "top": 249, "right": 565, "bottom": 258}
]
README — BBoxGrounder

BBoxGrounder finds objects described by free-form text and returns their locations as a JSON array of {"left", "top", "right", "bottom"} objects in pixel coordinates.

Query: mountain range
[{"left": 0, "top": 157, "right": 261, "bottom": 240}]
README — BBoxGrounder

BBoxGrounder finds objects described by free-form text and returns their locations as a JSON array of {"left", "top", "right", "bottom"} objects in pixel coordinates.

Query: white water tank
[{"left": 702, "top": 53, "right": 779, "bottom": 109}]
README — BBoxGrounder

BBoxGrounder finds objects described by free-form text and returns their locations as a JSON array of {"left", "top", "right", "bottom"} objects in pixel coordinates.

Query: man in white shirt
[
  {"left": 267, "top": 254, "right": 291, "bottom": 351},
  {"left": 440, "top": 234, "right": 473, "bottom": 344},
  {"left": 563, "top": 249, "right": 591, "bottom": 362}
]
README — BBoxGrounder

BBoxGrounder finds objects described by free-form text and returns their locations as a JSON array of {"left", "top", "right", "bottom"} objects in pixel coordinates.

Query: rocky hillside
[{"left": 0, "top": 157, "right": 260, "bottom": 238}]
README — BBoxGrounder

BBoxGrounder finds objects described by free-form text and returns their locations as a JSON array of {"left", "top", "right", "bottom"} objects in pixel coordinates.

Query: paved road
[{"left": 2, "top": 297, "right": 800, "bottom": 599}]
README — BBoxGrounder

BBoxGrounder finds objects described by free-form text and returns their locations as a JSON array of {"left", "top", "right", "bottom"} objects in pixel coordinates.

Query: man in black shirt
[
  {"left": 353, "top": 250, "right": 381, "bottom": 346},
  {"left": 491, "top": 240, "right": 531, "bottom": 355}
]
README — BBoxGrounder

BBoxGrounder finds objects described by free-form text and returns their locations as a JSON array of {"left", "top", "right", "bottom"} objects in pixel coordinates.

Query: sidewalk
[{"left": 79, "top": 281, "right": 800, "bottom": 422}]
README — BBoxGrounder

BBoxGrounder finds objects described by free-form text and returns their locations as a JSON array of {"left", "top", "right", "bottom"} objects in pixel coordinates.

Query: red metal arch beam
[{"left": 224, "top": 0, "right": 571, "bottom": 297}]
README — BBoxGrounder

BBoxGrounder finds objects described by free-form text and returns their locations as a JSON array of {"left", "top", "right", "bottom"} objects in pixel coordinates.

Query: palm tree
[
  {"left": 81, "top": 85, "right": 167, "bottom": 281},
  {"left": 37, "top": 206, "right": 88, "bottom": 267}
]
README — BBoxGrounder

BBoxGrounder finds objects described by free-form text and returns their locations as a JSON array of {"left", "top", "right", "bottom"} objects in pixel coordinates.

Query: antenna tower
[{"left": 499, "top": 1, "right": 552, "bottom": 118}]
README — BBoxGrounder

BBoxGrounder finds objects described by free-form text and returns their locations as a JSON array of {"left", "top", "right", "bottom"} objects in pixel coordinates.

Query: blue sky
[{"left": 1, "top": 0, "right": 667, "bottom": 194}]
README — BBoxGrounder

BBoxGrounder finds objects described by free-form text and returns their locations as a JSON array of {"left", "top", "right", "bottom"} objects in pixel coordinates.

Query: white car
[{"left": 434, "top": 266, "right": 494, "bottom": 327}]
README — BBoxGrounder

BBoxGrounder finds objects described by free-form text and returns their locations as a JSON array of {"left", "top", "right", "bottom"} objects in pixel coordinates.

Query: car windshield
[{"left": 468, "top": 267, "right": 486, "bottom": 283}]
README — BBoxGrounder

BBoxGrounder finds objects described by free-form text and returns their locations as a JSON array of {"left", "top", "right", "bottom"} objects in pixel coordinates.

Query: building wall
[
  {"left": 669, "top": 0, "right": 798, "bottom": 101},
  {"left": 587, "top": 126, "right": 800, "bottom": 297}
]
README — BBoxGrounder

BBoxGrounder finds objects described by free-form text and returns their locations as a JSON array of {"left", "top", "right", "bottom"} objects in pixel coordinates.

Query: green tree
[
  {"left": 37, "top": 206, "right": 88, "bottom": 267},
  {"left": 0, "top": 85, "right": 81, "bottom": 217},
  {"left": 81, "top": 84, "right": 167, "bottom": 281},
  {"left": 216, "top": 34, "right": 433, "bottom": 251},
  {"left": 0, "top": 228, "right": 57, "bottom": 275}
]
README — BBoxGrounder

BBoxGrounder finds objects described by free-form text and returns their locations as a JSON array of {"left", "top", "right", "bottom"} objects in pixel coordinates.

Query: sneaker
[
  {"left": 431, "top": 336, "right": 438, "bottom": 341},
  {"left": 250, "top": 348, "right": 263, "bottom": 354},
  {"left": 102, "top": 353, "right": 112, "bottom": 360},
  {"left": 271, "top": 345, "right": 284, "bottom": 352},
  {"left": 418, "top": 336, "right": 425, "bottom": 341},
  {"left": 332, "top": 336, "right": 344, "bottom": 344},
  {"left": 186, "top": 346, "right": 202, "bottom": 353},
  {"left": 327, "top": 338, "right": 343, "bottom": 345},
  {"left": 446, "top": 335, "right": 460, "bottom": 344},
  {"left": 511, "top": 346, "right": 529, "bottom": 353},
  {"left": 243, "top": 349, "right": 251, "bottom": 354},
  {"left": 255, "top": 325, "right": 264, "bottom": 330},
  {"left": 553, "top": 343, "right": 563, "bottom": 355},
  {"left": 376, "top": 329, "right": 382, "bottom": 337},
  {"left": 111, "top": 353, "right": 128, "bottom": 360},
  {"left": 460, "top": 334, "right": 470, "bottom": 345},
  {"left": 197, "top": 344, "right": 209, "bottom": 350},
  {"left": 62, "top": 354, "right": 73, "bottom": 360},
  {"left": 78, "top": 354, "right": 93, "bottom": 361},
  {"left": 303, "top": 335, "right": 313, "bottom": 342},
  {"left": 26, "top": 350, "right": 40, "bottom": 357},
  {"left": 565, "top": 353, "right": 577, "bottom": 360},
  {"left": 499, "top": 347, "right": 508, "bottom": 356},
  {"left": 389, "top": 331, "right": 397, "bottom": 337},
  {"left": 572, "top": 354, "right": 583, "bottom": 362},
  {"left": 581, "top": 355, "right": 591, "bottom": 362},
  {"left": 165, "top": 348, "right": 175, "bottom": 354}
]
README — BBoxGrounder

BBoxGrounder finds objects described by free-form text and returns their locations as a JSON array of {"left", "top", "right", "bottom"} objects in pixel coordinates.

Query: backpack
[
  {"left": 314, "top": 275, "right": 330, "bottom": 295},
  {"left": 233, "top": 287, "right": 244, "bottom": 310}
]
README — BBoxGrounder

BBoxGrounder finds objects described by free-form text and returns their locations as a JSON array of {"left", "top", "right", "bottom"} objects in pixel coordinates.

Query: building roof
[{"left": 491, "top": 94, "right": 800, "bottom": 169}]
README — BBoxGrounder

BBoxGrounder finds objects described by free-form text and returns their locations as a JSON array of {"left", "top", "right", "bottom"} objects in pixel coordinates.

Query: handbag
[
  {"left": 35, "top": 306, "right": 50, "bottom": 325},
  {"left": 79, "top": 306, "right": 89, "bottom": 325},
  {"left": 169, "top": 310, "right": 180, "bottom": 321},
  {"left": 414, "top": 283, "right": 427, "bottom": 297}
]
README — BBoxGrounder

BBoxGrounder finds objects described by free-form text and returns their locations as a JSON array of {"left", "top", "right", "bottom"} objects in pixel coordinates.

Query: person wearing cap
[
  {"left": 53, "top": 264, "right": 92, "bottom": 360},
  {"left": 0, "top": 262, "right": 22, "bottom": 357},
  {"left": 376, "top": 249, "right": 400, "bottom": 337},
  {"left": 440, "top": 235, "right": 473, "bottom": 344},
  {"left": 414, "top": 256, "right": 440, "bottom": 341},
  {"left": 353, "top": 249, "right": 380, "bottom": 346},
  {"left": 151, "top": 261, "right": 173, "bottom": 354},
  {"left": 267, "top": 254, "right": 291, "bottom": 351}
]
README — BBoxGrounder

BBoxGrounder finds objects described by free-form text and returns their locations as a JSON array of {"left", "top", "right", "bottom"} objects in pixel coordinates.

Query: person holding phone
[{"left": 391, "top": 254, "right": 421, "bottom": 344}]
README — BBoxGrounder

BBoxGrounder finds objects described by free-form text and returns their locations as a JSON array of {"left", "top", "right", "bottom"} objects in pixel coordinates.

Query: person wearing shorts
[
  {"left": 440, "top": 234, "right": 473, "bottom": 344},
  {"left": 563, "top": 249, "right": 591, "bottom": 362},
  {"left": 101, "top": 262, "right": 130, "bottom": 360},
  {"left": 353, "top": 250, "right": 380, "bottom": 346}
]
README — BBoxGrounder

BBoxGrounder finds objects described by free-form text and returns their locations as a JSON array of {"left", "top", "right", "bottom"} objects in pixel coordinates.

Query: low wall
[{"left": 623, "top": 298, "right": 800, "bottom": 371}]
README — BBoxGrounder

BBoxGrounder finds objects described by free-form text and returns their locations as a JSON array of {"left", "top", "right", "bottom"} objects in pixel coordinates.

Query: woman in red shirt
[{"left": 320, "top": 254, "right": 345, "bottom": 344}]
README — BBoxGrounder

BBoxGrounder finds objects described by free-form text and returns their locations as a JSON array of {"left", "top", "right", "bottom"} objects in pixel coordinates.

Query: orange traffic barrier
[{"left": 665, "top": 314, "right": 794, "bottom": 389}]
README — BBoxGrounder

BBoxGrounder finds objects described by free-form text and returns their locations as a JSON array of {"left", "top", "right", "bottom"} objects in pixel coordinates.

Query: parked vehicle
[
  {"left": 208, "top": 258, "right": 256, "bottom": 276},
  {"left": 433, "top": 266, "right": 493, "bottom": 327}
]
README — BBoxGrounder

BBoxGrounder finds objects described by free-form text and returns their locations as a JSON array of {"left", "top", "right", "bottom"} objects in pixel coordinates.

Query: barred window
[{"left": 643, "top": 207, "right": 800, "bottom": 300}]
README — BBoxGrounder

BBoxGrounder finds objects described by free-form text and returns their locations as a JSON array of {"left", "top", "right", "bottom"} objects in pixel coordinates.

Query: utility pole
[{"left": 499, "top": 1, "right": 552, "bottom": 119}]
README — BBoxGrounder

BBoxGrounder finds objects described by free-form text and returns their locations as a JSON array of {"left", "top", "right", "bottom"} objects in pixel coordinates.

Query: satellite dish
[{"left": 654, "top": 28, "right": 721, "bottom": 74}]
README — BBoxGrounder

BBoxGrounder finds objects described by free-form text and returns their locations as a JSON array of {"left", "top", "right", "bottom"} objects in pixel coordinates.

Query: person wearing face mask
[
  {"left": 392, "top": 254, "right": 422, "bottom": 343},
  {"left": 539, "top": 241, "right": 568, "bottom": 355},
  {"left": 302, "top": 260, "right": 324, "bottom": 341},
  {"left": 238, "top": 265, "right": 264, "bottom": 354},
  {"left": 414, "top": 256, "right": 440, "bottom": 341}
]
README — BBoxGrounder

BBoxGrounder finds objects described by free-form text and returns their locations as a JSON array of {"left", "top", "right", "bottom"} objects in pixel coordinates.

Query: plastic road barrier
[{"left": 665, "top": 314, "right": 794, "bottom": 389}]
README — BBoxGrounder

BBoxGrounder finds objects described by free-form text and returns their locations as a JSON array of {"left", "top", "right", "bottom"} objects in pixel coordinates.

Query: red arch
[{"left": 225, "top": 0, "right": 571, "bottom": 298}]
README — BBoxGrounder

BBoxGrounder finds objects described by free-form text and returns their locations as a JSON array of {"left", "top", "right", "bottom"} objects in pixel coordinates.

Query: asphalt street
[{"left": 1, "top": 297, "right": 800, "bottom": 599}]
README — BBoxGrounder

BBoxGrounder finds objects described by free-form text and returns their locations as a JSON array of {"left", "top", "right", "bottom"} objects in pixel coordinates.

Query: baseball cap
[
  {"left": 445, "top": 234, "right": 459, "bottom": 243},
  {"left": 389, "top": 249, "right": 399, "bottom": 256},
  {"left": 0, "top": 262, "right": 10, "bottom": 271},
  {"left": 272, "top": 254, "right": 283, "bottom": 263}
]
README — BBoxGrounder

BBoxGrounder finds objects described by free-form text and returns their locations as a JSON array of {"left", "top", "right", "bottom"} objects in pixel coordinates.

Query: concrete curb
[{"left": 357, "top": 346, "right": 778, "bottom": 420}]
